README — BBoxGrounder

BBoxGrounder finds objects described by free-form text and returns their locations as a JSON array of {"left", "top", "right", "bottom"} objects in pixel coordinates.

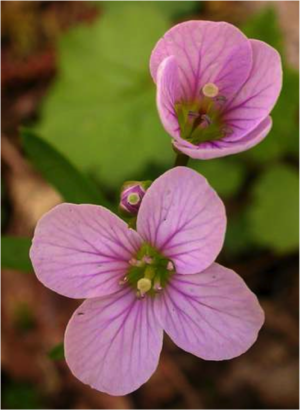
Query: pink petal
[
  {"left": 173, "top": 116, "right": 272, "bottom": 159},
  {"left": 65, "top": 288, "right": 163, "bottom": 395},
  {"left": 30, "top": 203, "right": 142, "bottom": 299},
  {"left": 150, "top": 20, "right": 252, "bottom": 101},
  {"left": 155, "top": 263, "right": 264, "bottom": 360},
  {"left": 156, "top": 55, "right": 181, "bottom": 139},
  {"left": 223, "top": 40, "right": 282, "bottom": 140},
  {"left": 137, "top": 167, "right": 226, "bottom": 274}
]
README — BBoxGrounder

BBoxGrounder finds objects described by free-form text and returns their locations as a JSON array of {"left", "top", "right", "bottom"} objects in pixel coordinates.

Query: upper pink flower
[
  {"left": 150, "top": 20, "right": 282, "bottom": 159},
  {"left": 30, "top": 167, "right": 264, "bottom": 396}
]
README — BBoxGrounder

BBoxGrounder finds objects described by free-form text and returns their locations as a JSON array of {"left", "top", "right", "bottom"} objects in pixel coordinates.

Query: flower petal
[
  {"left": 150, "top": 20, "right": 252, "bottom": 100},
  {"left": 223, "top": 39, "right": 282, "bottom": 140},
  {"left": 65, "top": 288, "right": 163, "bottom": 395},
  {"left": 155, "top": 263, "right": 264, "bottom": 360},
  {"left": 137, "top": 167, "right": 226, "bottom": 274},
  {"left": 173, "top": 116, "right": 272, "bottom": 159},
  {"left": 156, "top": 55, "right": 181, "bottom": 139},
  {"left": 30, "top": 203, "right": 142, "bottom": 299}
]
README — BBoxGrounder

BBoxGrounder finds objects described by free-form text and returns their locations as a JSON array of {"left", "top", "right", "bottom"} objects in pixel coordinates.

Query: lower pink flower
[{"left": 30, "top": 167, "right": 264, "bottom": 396}]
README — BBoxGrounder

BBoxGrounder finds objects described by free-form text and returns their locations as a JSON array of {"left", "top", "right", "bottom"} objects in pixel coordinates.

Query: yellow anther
[
  {"left": 137, "top": 278, "right": 152, "bottom": 294},
  {"left": 202, "top": 83, "right": 219, "bottom": 98}
]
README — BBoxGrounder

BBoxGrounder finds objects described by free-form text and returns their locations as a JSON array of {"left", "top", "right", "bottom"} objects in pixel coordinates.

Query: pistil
[{"left": 125, "top": 243, "right": 175, "bottom": 298}]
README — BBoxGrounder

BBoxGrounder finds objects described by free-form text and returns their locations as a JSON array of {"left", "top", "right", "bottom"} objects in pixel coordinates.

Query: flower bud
[{"left": 119, "top": 181, "right": 151, "bottom": 216}]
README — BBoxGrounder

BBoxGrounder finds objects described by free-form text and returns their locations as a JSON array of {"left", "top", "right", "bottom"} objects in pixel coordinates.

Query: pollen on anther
[
  {"left": 202, "top": 83, "right": 219, "bottom": 98},
  {"left": 119, "top": 276, "right": 128, "bottom": 286},
  {"left": 137, "top": 278, "right": 152, "bottom": 294},
  {"left": 167, "top": 261, "right": 175, "bottom": 271},
  {"left": 201, "top": 114, "right": 212, "bottom": 126},
  {"left": 129, "top": 258, "right": 143, "bottom": 267},
  {"left": 142, "top": 255, "right": 153, "bottom": 264},
  {"left": 154, "top": 283, "right": 163, "bottom": 292}
]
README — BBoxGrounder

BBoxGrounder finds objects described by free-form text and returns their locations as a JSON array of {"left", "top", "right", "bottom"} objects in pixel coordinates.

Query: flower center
[
  {"left": 120, "top": 243, "right": 175, "bottom": 298},
  {"left": 175, "top": 82, "right": 232, "bottom": 145}
]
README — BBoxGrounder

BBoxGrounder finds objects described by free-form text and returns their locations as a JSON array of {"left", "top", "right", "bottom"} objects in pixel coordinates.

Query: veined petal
[
  {"left": 156, "top": 55, "right": 181, "bottom": 139},
  {"left": 155, "top": 263, "right": 264, "bottom": 360},
  {"left": 30, "top": 203, "right": 142, "bottom": 299},
  {"left": 223, "top": 40, "right": 282, "bottom": 140},
  {"left": 65, "top": 288, "right": 163, "bottom": 395},
  {"left": 173, "top": 116, "right": 272, "bottom": 159},
  {"left": 137, "top": 167, "right": 226, "bottom": 274},
  {"left": 150, "top": 20, "right": 252, "bottom": 100}
]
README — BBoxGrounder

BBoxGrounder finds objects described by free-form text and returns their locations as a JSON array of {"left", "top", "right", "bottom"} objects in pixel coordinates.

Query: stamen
[
  {"left": 129, "top": 258, "right": 144, "bottom": 267},
  {"left": 136, "top": 290, "right": 145, "bottom": 299},
  {"left": 200, "top": 114, "right": 212, "bottom": 127},
  {"left": 137, "top": 278, "right": 152, "bottom": 294},
  {"left": 142, "top": 255, "right": 153, "bottom": 264},
  {"left": 188, "top": 111, "right": 200, "bottom": 118},
  {"left": 167, "top": 261, "right": 175, "bottom": 271},
  {"left": 202, "top": 83, "right": 219, "bottom": 98},
  {"left": 154, "top": 278, "right": 163, "bottom": 292},
  {"left": 119, "top": 276, "right": 128, "bottom": 286}
]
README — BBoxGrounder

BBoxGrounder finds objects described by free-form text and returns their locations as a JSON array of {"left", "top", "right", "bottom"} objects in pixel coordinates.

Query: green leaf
[
  {"left": 0, "top": 179, "right": 5, "bottom": 201},
  {"left": 36, "top": 3, "right": 173, "bottom": 188},
  {"left": 1, "top": 236, "right": 32, "bottom": 273},
  {"left": 48, "top": 342, "right": 65, "bottom": 361},
  {"left": 100, "top": 1, "right": 200, "bottom": 19},
  {"left": 14, "top": 303, "right": 36, "bottom": 333},
  {"left": 190, "top": 157, "right": 246, "bottom": 199},
  {"left": 3, "top": 382, "right": 43, "bottom": 409},
  {"left": 22, "top": 129, "right": 108, "bottom": 205},
  {"left": 247, "top": 165, "right": 299, "bottom": 254},
  {"left": 1, "top": 178, "right": 9, "bottom": 230},
  {"left": 223, "top": 213, "right": 256, "bottom": 257}
]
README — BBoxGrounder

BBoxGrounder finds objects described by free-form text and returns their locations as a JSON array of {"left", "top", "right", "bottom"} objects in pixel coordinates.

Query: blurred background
[{"left": 1, "top": 1, "right": 299, "bottom": 409}]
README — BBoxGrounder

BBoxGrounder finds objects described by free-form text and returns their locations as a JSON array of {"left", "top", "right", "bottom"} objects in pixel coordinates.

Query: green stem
[{"left": 174, "top": 152, "right": 189, "bottom": 167}]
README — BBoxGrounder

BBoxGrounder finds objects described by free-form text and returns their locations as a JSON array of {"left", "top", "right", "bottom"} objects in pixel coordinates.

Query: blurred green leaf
[
  {"left": 3, "top": 382, "right": 43, "bottom": 409},
  {"left": 100, "top": 1, "right": 200, "bottom": 19},
  {"left": 36, "top": 3, "right": 173, "bottom": 188},
  {"left": 14, "top": 303, "right": 36, "bottom": 333},
  {"left": 1, "top": 179, "right": 9, "bottom": 231},
  {"left": 224, "top": 213, "right": 256, "bottom": 256},
  {"left": 190, "top": 158, "right": 246, "bottom": 198},
  {"left": 247, "top": 164, "right": 299, "bottom": 253},
  {"left": 48, "top": 342, "right": 65, "bottom": 361},
  {"left": 0, "top": 179, "right": 5, "bottom": 201},
  {"left": 1, "top": 204, "right": 8, "bottom": 230},
  {"left": 2, "top": 236, "right": 32, "bottom": 273},
  {"left": 22, "top": 129, "right": 108, "bottom": 205}
]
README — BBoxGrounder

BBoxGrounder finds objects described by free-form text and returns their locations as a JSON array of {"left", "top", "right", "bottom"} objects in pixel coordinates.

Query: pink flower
[
  {"left": 30, "top": 167, "right": 264, "bottom": 395},
  {"left": 150, "top": 21, "right": 282, "bottom": 159}
]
